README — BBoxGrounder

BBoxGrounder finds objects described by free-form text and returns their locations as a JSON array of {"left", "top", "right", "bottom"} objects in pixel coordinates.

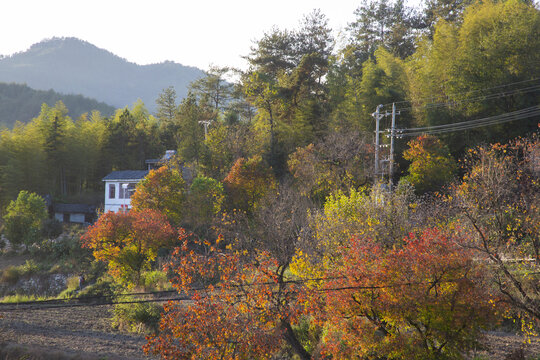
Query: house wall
[
  {"left": 54, "top": 213, "right": 86, "bottom": 224},
  {"left": 103, "top": 180, "right": 138, "bottom": 213}
]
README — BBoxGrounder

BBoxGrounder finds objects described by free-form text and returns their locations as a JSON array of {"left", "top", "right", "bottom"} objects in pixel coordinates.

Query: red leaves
[
  {"left": 321, "top": 228, "right": 496, "bottom": 359},
  {"left": 146, "top": 237, "right": 311, "bottom": 359}
]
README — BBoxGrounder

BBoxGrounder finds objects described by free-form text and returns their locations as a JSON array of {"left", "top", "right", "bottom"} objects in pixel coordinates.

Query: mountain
[
  {"left": 0, "top": 82, "right": 116, "bottom": 128},
  {"left": 0, "top": 37, "right": 205, "bottom": 113}
]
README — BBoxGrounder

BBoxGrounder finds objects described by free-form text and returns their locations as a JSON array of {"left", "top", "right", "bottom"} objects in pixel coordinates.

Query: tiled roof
[
  {"left": 53, "top": 203, "right": 95, "bottom": 214},
  {"left": 102, "top": 170, "right": 149, "bottom": 181}
]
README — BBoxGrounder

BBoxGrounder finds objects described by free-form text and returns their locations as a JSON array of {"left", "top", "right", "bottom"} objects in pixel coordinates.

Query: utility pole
[
  {"left": 389, "top": 103, "right": 397, "bottom": 190},
  {"left": 198, "top": 119, "right": 213, "bottom": 140},
  {"left": 372, "top": 104, "right": 384, "bottom": 181}
]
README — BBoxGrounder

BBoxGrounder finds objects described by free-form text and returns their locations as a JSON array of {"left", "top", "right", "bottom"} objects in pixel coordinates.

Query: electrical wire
[
  {"left": 393, "top": 84, "right": 540, "bottom": 113},
  {"left": 394, "top": 105, "right": 540, "bottom": 137},
  {"left": 382, "top": 77, "right": 540, "bottom": 110}
]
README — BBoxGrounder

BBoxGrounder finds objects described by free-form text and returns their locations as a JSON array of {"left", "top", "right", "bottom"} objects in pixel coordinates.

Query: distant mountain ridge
[
  {"left": 0, "top": 37, "right": 205, "bottom": 112},
  {"left": 0, "top": 82, "right": 116, "bottom": 128}
]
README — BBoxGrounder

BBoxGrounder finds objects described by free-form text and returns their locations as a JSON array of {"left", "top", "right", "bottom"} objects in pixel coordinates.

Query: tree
[
  {"left": 408, "top": 0, "right": 540, "bottom": 153},
  {"left": 347, "top": 0, "right": 420, "bottom": 61},
  {"left": 450, "top": 137, "right": 540, "bottom": 325},
  {"left": 184, "top": 176, "right": 224, "bottom": 235},
  {"left": 403, "top": 135, "right": 457, "bottom": 193},
  {"left": 291, "top": 185, "right": 414, "bottom": 280},
  {"left": 155, "top": 86, "right": 178, "bottom": 124},
  {"left": 3, "top": 191, "right": 48, "bottom": 248},
  {"left": 82, "top": 209, "right": 175, "bottom": 287},
  {"left": 147, "top": 185, "right": 315, "bottom": 359},
  {"left": 222, "top": 155, "right": 276, "bottom": 214},
  {"left": 130, "top": 166, "right": 186, "bottom": 227},
  {"left": 145, "top": 233, "right": 314, "bottom": 359},
  {"left": 320, "top": 228, "right": 497, "bottom": 359},
  {"left": 155, "top": 86, "right": 179, "bottom": 150},
  {"left": 177, "top": 92, "right": 207, "bottom": 164},
  {"left": 288, "top": 131, "right": 373, "bottom": 202},
  {"left": 190, "top": 66, "right": 233, "bottom": 113}
]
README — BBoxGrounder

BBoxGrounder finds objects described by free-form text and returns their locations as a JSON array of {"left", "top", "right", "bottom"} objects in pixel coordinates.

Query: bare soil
[
  {"left": 0, "top": 301, "right": 538, "bottom": 359},
  {"left": 0, "top": 304, "right": 152, "bottom": 359}
]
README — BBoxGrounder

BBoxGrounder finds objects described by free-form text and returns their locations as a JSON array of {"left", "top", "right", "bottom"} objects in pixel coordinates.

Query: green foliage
[
  {"left": 112, "top": 302, "right": 162, "bottom": 333},
  {"left": 141, "top": 270, "right": 171, "bottom": 292},
  {"left": 130, "top": 166, "right": 186, "bottom": 226},
  {"left": 403, "top": 135, "right": 457, "bottom": 193},
  {"left": 185, "top": 175, "right": 224, "bottom": 233},
  {"left": 3, "top": 191, "right": 48, "bottom": 247},
  {"left": 0, "top": 260, "right": 39, "bottom": 285}
]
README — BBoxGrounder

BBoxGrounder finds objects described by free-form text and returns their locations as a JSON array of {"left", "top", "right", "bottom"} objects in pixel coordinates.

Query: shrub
[
  {"left": 141, "top": 270, "right": 170, "bottom": 291},
  {"left": 112, "top": 302, "right": 162, "bottom": 333},
  {"left": 0, "top": 266, "right": 22, "bottom": 285},
  {"left": 2, "top": 191, "right": 48, "bottom": 248}
]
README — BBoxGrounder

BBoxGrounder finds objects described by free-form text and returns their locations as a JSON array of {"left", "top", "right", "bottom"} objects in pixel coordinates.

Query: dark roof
[
  {"left": 102, "top": 170, "right": 149, "bottom": 181},
  {"left": 53, "top": 203, "right": 95, "bottom": 214}
]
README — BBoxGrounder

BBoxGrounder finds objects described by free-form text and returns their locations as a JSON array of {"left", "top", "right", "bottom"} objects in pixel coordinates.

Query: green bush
[
  {"left": 77, "top": 278, "right": 120, "bottom": 302},
  {"left": 142, "top": 270, "right": 171, "bottom": 291},
  {"left": 2, "top": 191, "right": 48, "bottom": 247},
  {"left": 0, "top": 266, "right": 22, "bottom": 285},
  {"left": 111, "top": 302, "right": 162, "bottom": 333},
  {"left": 0, "top": 260, "right": 39, "bottom": 285}
]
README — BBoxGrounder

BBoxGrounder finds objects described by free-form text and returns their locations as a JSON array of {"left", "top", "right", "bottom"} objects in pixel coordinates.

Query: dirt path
[{"left": 0, "top": 304, "right": 153, "bottom": 359}]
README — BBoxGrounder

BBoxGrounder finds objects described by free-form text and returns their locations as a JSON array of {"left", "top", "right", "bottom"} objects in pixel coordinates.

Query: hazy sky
[{"left": 2, "top": 0, "right": 421, "bottom": 71}]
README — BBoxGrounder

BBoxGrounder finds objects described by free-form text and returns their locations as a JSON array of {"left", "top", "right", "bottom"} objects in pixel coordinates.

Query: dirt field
[
  {"left": 0, "top": 301, "right": 538, "bottom": 359},
  {"left": 0, "top": 304, "right": 152, "bottom": 359}
]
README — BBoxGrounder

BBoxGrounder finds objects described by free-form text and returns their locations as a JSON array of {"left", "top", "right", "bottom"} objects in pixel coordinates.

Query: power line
[
  {"left": 383, "top": 77, "right": 540, "bottom": 110},
  {"left": 394, "top": 84, "right": 540, "bottom": 113},
  {"left": 396, "top": 105, "right": 540, "bottom": 137}
]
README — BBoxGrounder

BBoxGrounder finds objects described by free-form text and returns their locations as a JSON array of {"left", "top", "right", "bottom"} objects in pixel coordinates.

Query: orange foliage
[
  {"left": 82, "top": 209, "right": 175, "bottom": 286},
  {"left": 223, "top": 156, "right": 276, "bottom": 213},
  {"left": 144, "top": 235, "right": 313, "bottom": 359},
  {"left": 320, "top": 228, "right": 497, "bottom": 359}
]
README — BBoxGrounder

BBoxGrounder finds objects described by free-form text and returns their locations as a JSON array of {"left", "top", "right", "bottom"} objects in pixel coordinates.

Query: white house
[{"left": 102, "top": 170, "right": 149, "bottom": 213}]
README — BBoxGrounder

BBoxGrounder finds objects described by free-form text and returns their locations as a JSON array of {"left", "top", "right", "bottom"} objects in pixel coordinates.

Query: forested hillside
[
  {"left": 0, "top": 82, "right": 115, "bottom": 127},
  {"left": 0, "top": 37, "right": 205, "bottom": 112}
]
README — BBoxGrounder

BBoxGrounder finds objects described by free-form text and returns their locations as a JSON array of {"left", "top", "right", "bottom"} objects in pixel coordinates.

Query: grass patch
[{"left": 0, "top": 293, "right": 48, "bottom": 303}]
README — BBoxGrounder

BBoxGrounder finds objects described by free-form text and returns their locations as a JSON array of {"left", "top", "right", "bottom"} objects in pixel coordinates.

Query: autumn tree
[
  {"left": 222, "top": 155, "right": 276, "bottom": 214},
  {"left": 320, "top": 228, "right": 497, "bottom": 359},
  {"left": 130, "top": 166, "right": 186, "bottom": 227},
  {"left": 288, "top": 131, "right": 373, "bottom": 202},
  {"left": 403, "top": 135, "right": 457, "bottom": 193},
  {"left": 147, "top": 185, "right": 316, "bottom": 359},
  {"left": 82, "top": 209, "right": 175, "bottom": 287},
  {"left": 291, "top": 184, "right": 415, "bottom": 280},
  {"left": 450, "top": 137, "right": 540, "bottom": 324}
]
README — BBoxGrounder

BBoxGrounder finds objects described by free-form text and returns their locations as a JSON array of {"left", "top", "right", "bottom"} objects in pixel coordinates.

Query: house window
[
  {"left": 119, "top": 183, "right": 136, "bottom": 199},
  {"left": 109, "top": 184, "right": 116, "bottom": 199}
]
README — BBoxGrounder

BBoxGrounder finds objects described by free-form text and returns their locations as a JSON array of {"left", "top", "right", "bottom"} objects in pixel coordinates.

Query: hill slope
[
  {"left": 0, "top": 82, "right": 116, "bottom": 127},
  {"left": 0, "top": 37, "right": 205, "bottom": 112}
]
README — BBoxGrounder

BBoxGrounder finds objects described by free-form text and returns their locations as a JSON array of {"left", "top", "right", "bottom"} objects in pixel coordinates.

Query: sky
[{"left": 2, "top": 0, "right": 421, "bottom": 71}]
